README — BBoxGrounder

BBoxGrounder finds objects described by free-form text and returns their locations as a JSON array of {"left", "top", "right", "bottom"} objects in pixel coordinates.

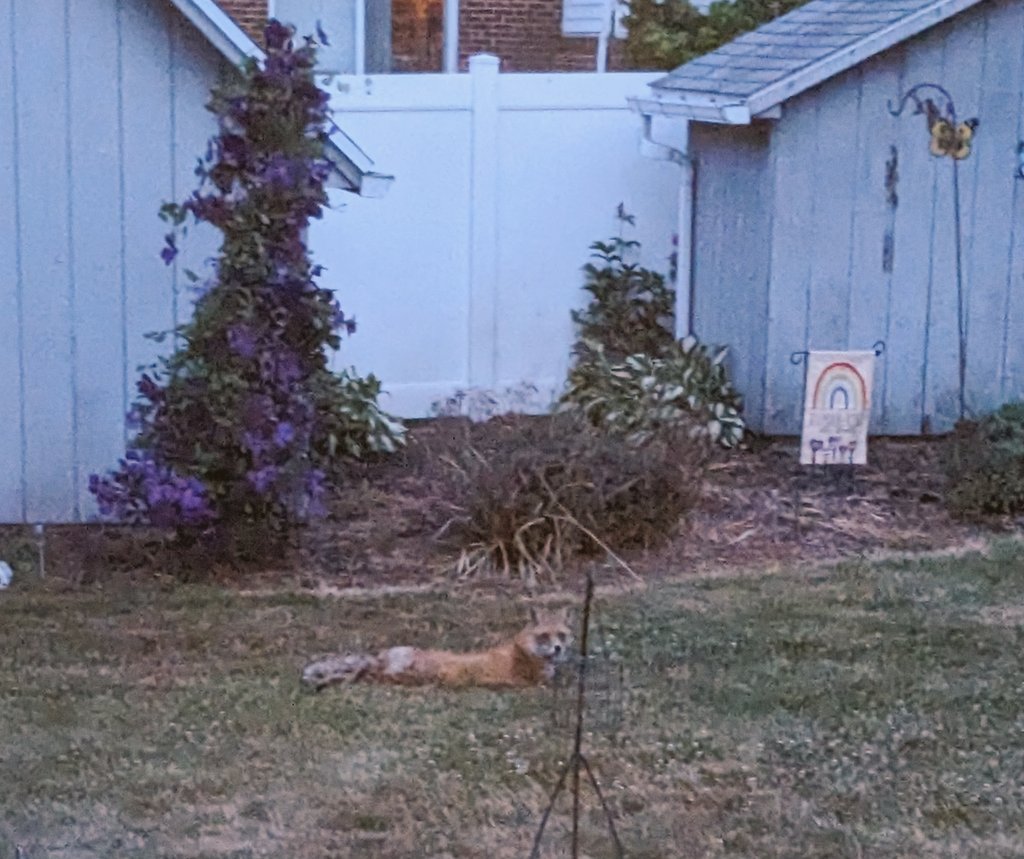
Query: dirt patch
[
  {"left": 0, "top": 417, "right": 1014, "bottom": 591},
  {"left": 298, "top": 420, "right": 1012, "bottom": 588}
]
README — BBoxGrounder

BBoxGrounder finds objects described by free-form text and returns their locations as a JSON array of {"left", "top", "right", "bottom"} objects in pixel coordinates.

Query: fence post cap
[{"left": 468, "top": 53, "right": 501, "bottom": 71}]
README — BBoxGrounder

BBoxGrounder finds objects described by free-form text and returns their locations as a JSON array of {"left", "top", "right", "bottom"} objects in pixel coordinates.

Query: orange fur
[{"left": 302, "top": 608, "right": 572, "bottom": 690}]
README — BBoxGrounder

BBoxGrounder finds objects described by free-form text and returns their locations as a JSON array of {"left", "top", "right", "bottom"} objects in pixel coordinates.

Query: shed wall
[
  {"left": 696, "top": 0, "right": 1024, "bottom": 435},
  {"left": 0, "top": 0, "right": 221, "bottom": 522},
  {"left": 689, "top": 122, "right": 773, "bottom": 429}
]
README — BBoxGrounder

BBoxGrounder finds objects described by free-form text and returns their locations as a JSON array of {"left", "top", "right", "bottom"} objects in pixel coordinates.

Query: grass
[{"left": 3, "top": 543, "right": 1024, "bottom": 857}]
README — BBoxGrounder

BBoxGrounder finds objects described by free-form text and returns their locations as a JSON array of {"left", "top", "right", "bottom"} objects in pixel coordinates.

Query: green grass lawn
[{"left": 3, "top": 543, "right": 1024, "bottom": 858}]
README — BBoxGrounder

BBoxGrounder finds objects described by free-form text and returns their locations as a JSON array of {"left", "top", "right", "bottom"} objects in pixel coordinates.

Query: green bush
[
  {"left": 564, "top": 336, "right": 745, "bottom": 447},
  {"left": 570, "top": 231, "right": 675, "bottom": 364},
  {"left": 561, "top": 216, "right": 745, "bottom": 447},
  {"left": 442, "top": 415, "right": 704, "bottom": 581},
  {"left": 946, "top": 403, "right": 1024, "bottom": 519}
]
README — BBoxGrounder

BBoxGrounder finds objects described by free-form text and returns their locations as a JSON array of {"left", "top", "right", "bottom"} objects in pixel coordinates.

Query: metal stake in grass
[{"left": 529, "top": 572, "right": 624, "bottom": 859}]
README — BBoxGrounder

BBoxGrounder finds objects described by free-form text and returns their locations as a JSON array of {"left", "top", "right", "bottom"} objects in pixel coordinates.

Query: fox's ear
[{"left": 528, "top": 605, "right": 540, "bottom": 624}]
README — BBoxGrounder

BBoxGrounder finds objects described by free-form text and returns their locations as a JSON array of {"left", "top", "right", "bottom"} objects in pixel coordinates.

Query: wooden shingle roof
[{"left": 636, "top": 0, "right": 986, "bottom": 123}]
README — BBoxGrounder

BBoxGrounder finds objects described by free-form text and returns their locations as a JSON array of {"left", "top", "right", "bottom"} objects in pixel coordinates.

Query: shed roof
[
  {"left": 634, "top": 0, "right": 986, "bottom": 124},
  {"left": 167, "top": 0, "right": 392, "bottom": 195}
]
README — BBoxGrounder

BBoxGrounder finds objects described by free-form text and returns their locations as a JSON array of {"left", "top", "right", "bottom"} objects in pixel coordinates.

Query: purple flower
[
  {"left": 264, "top": 19, "right": 293, "bottom": 52},
  {"left": 274, "top": 351, "right": 302, "bottom": 386},
  {"left": 261, "top": 154, "right": 298, "bottom": 189},
  {"left": 89, "top": 455, "right": 215, "bottom": 528},
  {"left": 331, "top": 302, "right": 356, "bottom": 335},
  {"left": 137, "top": 374, "right": 162, "bottom": 402},
  {"left": 273, "top": 421, "right": 295, "bottom": 448},
  {"left": 187, "top": 193, "right": 230, "bottom": 226},
  {"left": 242, "top": 430, "right": 272, "bottom": 459},
  {"left": 160, "top": 234, "right": 178, "bottom": 265},
  {"left": 219, "top": 134, "right": 249, "bottom": 168},
  {"left": 242, "top": 394, "right": 274, "bottom": 430},
  {"left": 247, "top": 465, "right": 279, "bottom": 494},
  {"left": 227, "top": 324, "right": 258, "bottom": 359}
]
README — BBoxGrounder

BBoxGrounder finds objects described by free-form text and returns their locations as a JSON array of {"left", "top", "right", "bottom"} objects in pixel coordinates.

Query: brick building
[{"left": 218, "top": 0, "right": 626, "bottom": 71}]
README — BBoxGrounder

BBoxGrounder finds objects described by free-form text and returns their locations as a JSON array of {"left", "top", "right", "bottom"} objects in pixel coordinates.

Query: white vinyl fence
[
  {"left": 314, "top": 58, "right": 680, "bottom": 418},
  {"left": 1, "top": 52, "right": 681, "bottom": 523}
]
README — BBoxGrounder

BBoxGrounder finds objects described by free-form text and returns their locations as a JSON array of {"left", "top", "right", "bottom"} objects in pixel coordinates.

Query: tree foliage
[{"left": 622, "top": 0, "right": 808, "bottom": 71}]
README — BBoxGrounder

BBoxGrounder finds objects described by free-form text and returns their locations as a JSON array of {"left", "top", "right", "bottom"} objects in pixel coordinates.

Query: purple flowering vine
[{"left": 89, "top": 20, "right": 404, "bottom": 551}]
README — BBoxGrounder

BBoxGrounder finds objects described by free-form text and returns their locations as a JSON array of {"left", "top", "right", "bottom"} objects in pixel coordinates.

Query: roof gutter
[
  {"left": 628, "top": 94, "right": 752, "bottom": 125},
  {"left": 165, "top": 0, "right": 394, "bottom": 196}
]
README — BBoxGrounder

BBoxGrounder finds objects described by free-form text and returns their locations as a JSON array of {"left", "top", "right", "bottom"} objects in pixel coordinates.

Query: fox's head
[{"left": 520, "top": 606, "right": 573, "bottom": 667}]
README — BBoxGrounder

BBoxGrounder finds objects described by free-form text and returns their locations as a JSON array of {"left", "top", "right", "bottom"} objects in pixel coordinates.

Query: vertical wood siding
[
  {"left": 0, "top": 0, "right": 221, "bottom": 522},
  {"left": 0, "top": 0, "right": 24, "bottom": 521},
  {"left": 698, "top": 0, "right": 1024, "bottom": 435},
  {"left": 689, "top": 122, "right": 773, "bottom": 429}
]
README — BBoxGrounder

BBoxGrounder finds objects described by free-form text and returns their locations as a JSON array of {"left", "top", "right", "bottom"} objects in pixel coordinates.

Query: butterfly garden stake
[{"left": 889, "top": 83, "right": 978, "bottom": 422}]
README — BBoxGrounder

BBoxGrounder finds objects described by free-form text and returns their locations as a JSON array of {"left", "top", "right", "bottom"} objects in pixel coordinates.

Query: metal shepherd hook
[
  {"left": 529, "top": 571, "right": 624, "bottom": 859},
  {"left": 888, "top": 83, "right": 976, "bottom": 422}
]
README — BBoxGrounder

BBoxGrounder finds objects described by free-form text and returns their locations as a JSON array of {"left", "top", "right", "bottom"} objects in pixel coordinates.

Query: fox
[{"left": 301, "top": 607, "right": 573, "bottom": 691}]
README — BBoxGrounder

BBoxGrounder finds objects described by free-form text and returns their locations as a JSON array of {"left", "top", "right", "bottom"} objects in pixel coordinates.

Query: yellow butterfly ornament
[{"left": 922, "top": 97, "right": 979, "bottom": 160}]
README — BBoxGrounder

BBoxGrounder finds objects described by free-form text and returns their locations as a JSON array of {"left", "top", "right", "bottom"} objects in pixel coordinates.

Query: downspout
[
  {"left": 353, "top": 0, "right": 366, "bottom": 74},
  {"left": 638, "top": 113, "right": 695, "bottom": 337},
  {"left": 354, "top": 0, "right": 366, "bottom": 74},
  {"left": 595, "top": 0, "right": 612, "bottom": 73}
]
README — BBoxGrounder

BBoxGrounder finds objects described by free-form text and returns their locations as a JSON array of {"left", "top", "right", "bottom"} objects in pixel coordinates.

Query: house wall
[
  {"left": 0, "top": 0, "right": 222, "bottom": 523},
  {"left": 219, "top": 0, "right": 264, "bottom": 39},
  {"left": 457, "top": 0, "right": 625, "bottom": 72},
  {"left": 694, "top": 0, "right": 1024, "bottom": 435},
  {"left": 219, "top": 0, "right": 627, "bottom": 72},
  {"left": 689, "top": 122, "right": 773, "bottom": 429},
  {"left": 220, "top": 0, "right": 392, "bottom": 70},
  {"left": 312, "top": 65, "right": 678, "bottom": 418}
]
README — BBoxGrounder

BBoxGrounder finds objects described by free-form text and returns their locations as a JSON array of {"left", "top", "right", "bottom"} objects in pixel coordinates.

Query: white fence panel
[{"left": 314, "top": 60, "right": 680, "bottom": 418}]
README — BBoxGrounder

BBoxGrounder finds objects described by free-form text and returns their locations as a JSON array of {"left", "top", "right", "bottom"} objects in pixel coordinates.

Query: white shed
[
  {"left": 633, "top": 0, "right": 1024, "bottom": 435},
  {"left": 0, "top": 0, "right": 390, "bottom": 523}
]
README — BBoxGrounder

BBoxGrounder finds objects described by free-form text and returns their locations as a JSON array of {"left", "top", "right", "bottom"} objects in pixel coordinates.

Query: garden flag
[{"left": 800, "top": 350, "right": 876, "bottom": 465}]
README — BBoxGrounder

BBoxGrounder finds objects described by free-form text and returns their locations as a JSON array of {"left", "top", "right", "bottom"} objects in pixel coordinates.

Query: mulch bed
[{"left": 0, "top": 416, "right": 1009, "bottom": 590}]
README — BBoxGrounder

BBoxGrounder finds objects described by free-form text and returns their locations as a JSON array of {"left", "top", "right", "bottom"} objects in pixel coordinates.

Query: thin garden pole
[
  {"left": 570, "top": 573, "right": 594, "bottom": 857},
  {"left": 952, "top": 157, "right": 967, "bottom": 421},
  {"left": 528, "top": 573, "right": 623, "bottom": 859},
  {"left": 888, "top": 82, "right": 974, "bottom": 422}
]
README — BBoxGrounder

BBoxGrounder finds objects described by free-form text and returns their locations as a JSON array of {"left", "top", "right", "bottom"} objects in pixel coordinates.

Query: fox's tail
[{"left": 301, "top": 653, "right": 379, "bottom": 691}]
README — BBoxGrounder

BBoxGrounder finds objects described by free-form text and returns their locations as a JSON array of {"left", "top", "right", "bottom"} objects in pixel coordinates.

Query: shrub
[
  {"left": 442, "top": 415, "right": 705, "bottom": 581},
  {"left": 561, "top": 215, "right": 745, "bottom": 447},
  {"left": 564, "top": 336, "right": 745, "bottom": 447},
  {"left": 89, "top": 21, "right": 403, "bottom": 554},
  {"left": 945, "top": 403, "right": 1024, "bottom": 519},
  {"left": 569, "top": 226, "right": 675, "bottom": 364}
]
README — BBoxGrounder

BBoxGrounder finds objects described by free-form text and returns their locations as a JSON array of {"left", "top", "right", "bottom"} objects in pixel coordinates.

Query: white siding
[{"left": 0, "top": 0, "right": 221, "bottom": 522}]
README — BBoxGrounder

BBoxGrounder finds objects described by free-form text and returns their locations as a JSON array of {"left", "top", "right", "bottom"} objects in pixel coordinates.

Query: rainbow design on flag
[
  {"left": 800, "top": 350, "right": 876, "bottom": 466},
  {"left": 811, "top": 361, "right": 869, "bottom": 412}
]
